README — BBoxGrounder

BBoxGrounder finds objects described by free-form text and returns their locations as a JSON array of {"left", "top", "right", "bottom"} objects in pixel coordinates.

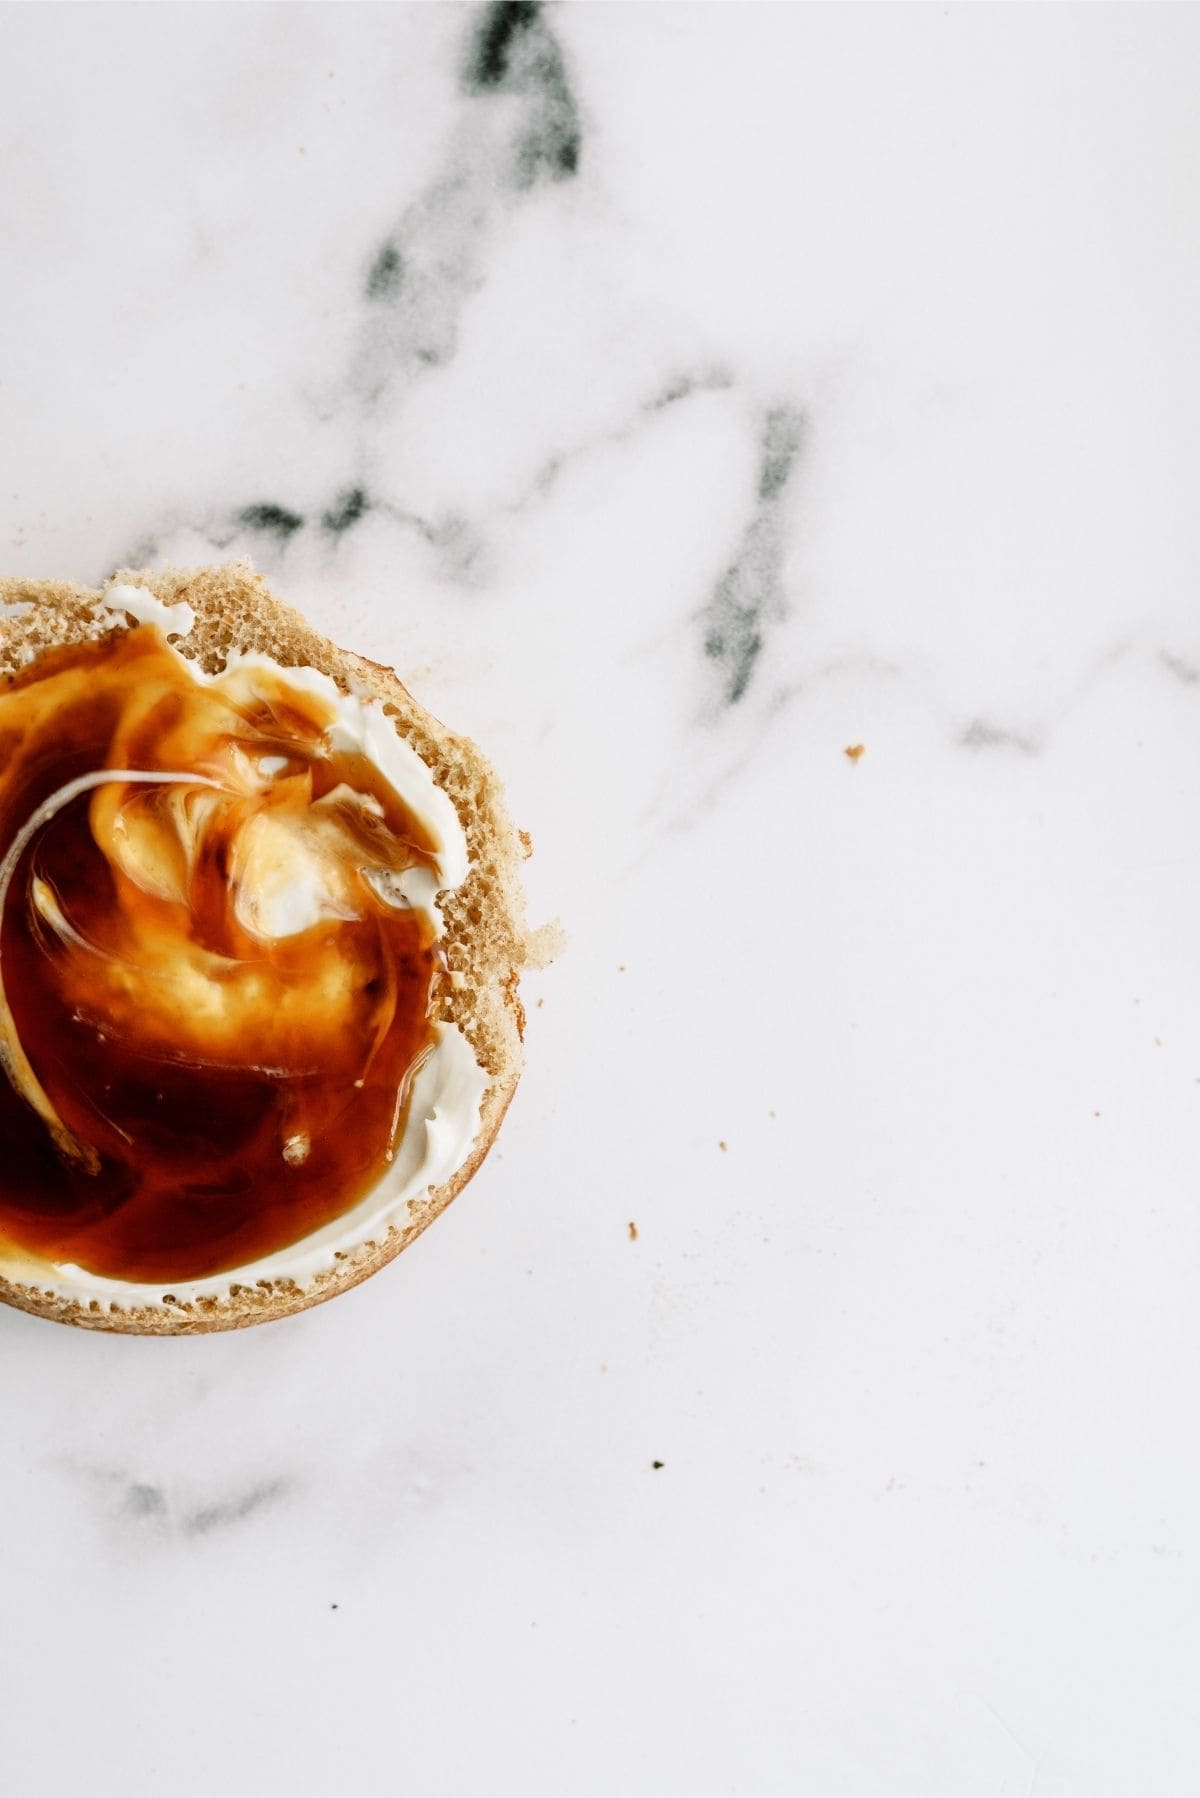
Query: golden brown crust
[{"left": 0, "top": 562, "right": 528, "bottom": 1334}]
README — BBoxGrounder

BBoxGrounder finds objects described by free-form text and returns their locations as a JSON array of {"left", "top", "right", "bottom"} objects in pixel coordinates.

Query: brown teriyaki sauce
[{"left": 0, "top": 626, "right": 439, "bottom": 1284}]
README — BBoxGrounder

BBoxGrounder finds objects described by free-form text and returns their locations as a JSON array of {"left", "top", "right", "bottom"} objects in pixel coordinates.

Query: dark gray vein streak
[
  {"left": 464, "top": 1, "right": 581, "bottom": 185},
  {"left": 352, "top": 4, "right": 581, "bottom": 406},
  {"left": 352, "top": 166, "right": 488, "bottom": 403},
  {"left": 467, "top": 0, "right": 541, "bottom": 90},
  {"left": 365, "top": 240, "right": 404, "bottom": 302},
  {"left": 704, "top": 407, "right": 805, "bottom": 706},
  {"left": 238, "top": 502, "right": 305, "bottom": 542},
  {"left": 111, "top": 1473, "right": 290, "bottom": 1541},
  {"left": 185, "top": 1478, "right": 289, "bottom": 1537},
  {"left": 647, "top": 369, "right": 735, "bottom": 412},
  {"left": 321, "top": 486, "right": 371, "bottom": 535}
]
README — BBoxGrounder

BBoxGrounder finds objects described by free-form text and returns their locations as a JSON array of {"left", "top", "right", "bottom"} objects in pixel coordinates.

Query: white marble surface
[{"left": 2, "top": 3, "right": 1199, "bottom": 1791}]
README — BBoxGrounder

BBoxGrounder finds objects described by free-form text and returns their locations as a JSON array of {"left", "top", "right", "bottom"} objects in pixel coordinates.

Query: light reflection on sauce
[{"left": 0, "top": 627, "right": 439, "bottom": 1284}]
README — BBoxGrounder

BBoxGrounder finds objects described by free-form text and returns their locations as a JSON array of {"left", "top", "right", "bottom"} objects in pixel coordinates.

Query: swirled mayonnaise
[{"left": 0, "top": 586, "right": 488, "bottom": 1307}]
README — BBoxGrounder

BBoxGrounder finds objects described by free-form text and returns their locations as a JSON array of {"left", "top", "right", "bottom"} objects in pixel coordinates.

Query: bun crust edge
[{"left": 0, "top": 562, "right": 529, "bottom": 1334}]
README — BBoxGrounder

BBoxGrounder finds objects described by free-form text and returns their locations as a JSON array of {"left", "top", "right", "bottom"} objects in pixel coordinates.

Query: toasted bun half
[{"left": 0, "top": 562, "right": 528, "bottom": 1334}]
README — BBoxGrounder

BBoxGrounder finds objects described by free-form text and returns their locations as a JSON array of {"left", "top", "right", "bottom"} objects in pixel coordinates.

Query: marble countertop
[{"left": 2, "top": 5, "right": 1198, "bottom": 1792}]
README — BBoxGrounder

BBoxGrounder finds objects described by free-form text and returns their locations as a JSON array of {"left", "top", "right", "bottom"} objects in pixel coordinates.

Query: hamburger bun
[{"left": 0, "top": 561, "right": 529, "bottom": 1334}]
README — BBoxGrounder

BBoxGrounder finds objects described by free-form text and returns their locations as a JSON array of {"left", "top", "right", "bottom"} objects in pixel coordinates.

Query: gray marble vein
[
  {"left": 702, "top": 407, "right": 805, "bottom": 706},
  {"left": 184, "top": 1478, "right": 291, "bottom": 1537},
  {"left": 958, "top": 719, "right": 1040, "bottom": 755},
  {"left": 350, "top": 0, "right": 581, "bottom": 409}
]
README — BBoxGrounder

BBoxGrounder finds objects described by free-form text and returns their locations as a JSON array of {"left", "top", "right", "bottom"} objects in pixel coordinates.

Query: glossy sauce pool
[{"left": 0, "top": 627, "right": 439, "bottom": 1284}]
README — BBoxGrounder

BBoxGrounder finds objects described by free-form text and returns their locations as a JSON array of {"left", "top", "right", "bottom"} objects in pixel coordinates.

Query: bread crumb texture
[{"left": 0, "top": 562, "right": 532, "bottom": 1333}]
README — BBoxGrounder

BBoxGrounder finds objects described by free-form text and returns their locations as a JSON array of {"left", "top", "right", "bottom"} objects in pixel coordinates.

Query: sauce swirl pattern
[{"left": 0, "top": 626, "right": 440, "bottom": 1283}]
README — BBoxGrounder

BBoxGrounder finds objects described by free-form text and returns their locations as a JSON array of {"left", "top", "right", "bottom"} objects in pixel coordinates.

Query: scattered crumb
[
  {"left": 651, "top": 1460, "right": 664, "bottom": 1471},
  {"left": 1093, "top": 1111, "right": 1101, "bottom": 1118},
  {"left": 718, "top": 1140, "right": 728, "bottom": 1152},
  {"left": 525, "top": 920, "right": 566, "bottom": 969},
  {"left": 844, "top": 743, "right": 866, "bottom": 762},
  {"left": 330, "top": 1603, "right": 339, "bottom": 1611},
  {"left": 628, "top": 1221, "right": 638, "bottom": 1241},
  {"left": 767, "top": 1109, "right": 775, "bottom": 1119},
  {"left": 617, "top": 963, "right": 626, "bottom": 972},
  {"left": 536, "top": 997, "right": 544, "bottom": 1008},
  {"left": 1155, "top": 1037, "right": 1163, "bottom": 1047}
]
